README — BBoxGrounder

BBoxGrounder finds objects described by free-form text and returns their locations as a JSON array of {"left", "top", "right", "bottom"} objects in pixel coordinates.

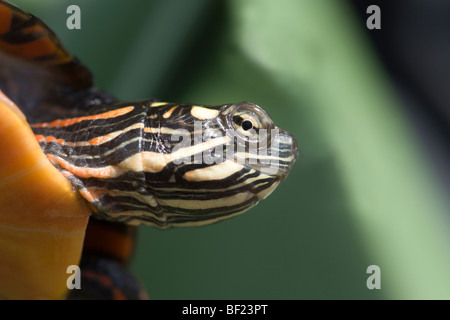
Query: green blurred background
[{"left": 11, "top": 0, "right": 450, "bottom": 299}]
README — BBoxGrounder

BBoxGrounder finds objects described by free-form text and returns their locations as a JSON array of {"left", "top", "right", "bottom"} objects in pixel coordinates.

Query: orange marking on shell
[
  {"left": 31, "top": 106, "right": 134, "bottom": 128},
  {"left": 0, "top": 37, "right": 56, "bottom": 59},
  {"left": 27, "top": 37, "right": 56, "bottom": 57},
  {"left": 83, "top": 217, "right": 136, "bottom": 263},
  {"left": 83, "top": 270, "right": 113, "bottom": 287},
  {"left": 0, "top": 4, "right": 12, "bottom": 35},
  {"left": 163, "top": 106, "right": 178, "bottom": 118},
  {"left": 82, "top": 270, "right": 127, "bottom": 300},
  {"left": 97, "top": 274, "right": 113, "bottom": 289},
  {"left": 22, "top": 24, "right": 44, "bottom": 35}
]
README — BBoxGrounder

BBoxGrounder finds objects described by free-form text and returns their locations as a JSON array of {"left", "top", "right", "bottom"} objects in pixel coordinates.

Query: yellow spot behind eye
[
  {"left": 163, "top": 106, "right": 178, "bottom": 118},
  {"left": 191, "top": 106, "right": 219, "bottom": 120}
]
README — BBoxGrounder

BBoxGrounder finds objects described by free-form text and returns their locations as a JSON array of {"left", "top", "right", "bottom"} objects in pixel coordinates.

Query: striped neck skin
[{"left": 31, "top": 100, "right": 298, "bottom": 228}]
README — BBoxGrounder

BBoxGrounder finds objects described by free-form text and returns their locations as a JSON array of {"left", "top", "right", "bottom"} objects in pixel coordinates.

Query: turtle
[{"left": 0, "top": 0, "right": 298, "bottom": 299}]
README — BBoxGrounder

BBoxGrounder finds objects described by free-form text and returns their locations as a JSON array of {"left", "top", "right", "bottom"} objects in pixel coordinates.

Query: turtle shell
[{"left": 0, "top": 90, "right": 90, "bottom": 299}]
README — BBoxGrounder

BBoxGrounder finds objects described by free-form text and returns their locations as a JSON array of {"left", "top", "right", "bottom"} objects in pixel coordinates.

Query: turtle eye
[
  {"left": 242, "top": 120, "right": 253, "bottom": 131},
  {"left": 222, "top": 102, "right": 276, "bottom": 144},
  {"left": 232, "top": 112, "right": 261, "bottom": 139}
]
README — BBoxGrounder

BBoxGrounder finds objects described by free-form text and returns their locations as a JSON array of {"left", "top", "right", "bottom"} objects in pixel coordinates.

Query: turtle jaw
[{"left": 137, "top": 126, "right": 299, "bottom": 228}]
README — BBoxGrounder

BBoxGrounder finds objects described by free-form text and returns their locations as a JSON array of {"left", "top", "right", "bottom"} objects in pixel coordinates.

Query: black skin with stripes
[{"left": 31, "top": 100, "right": 297, "bottom": 227}]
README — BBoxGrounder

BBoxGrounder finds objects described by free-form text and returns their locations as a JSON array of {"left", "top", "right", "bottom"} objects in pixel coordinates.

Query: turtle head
[
  {"left": 34, "top": 100, "right": 297, "bottom": 228},
  {"left": 127, "top": 101, "right": 298, "bottom": 227}
]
